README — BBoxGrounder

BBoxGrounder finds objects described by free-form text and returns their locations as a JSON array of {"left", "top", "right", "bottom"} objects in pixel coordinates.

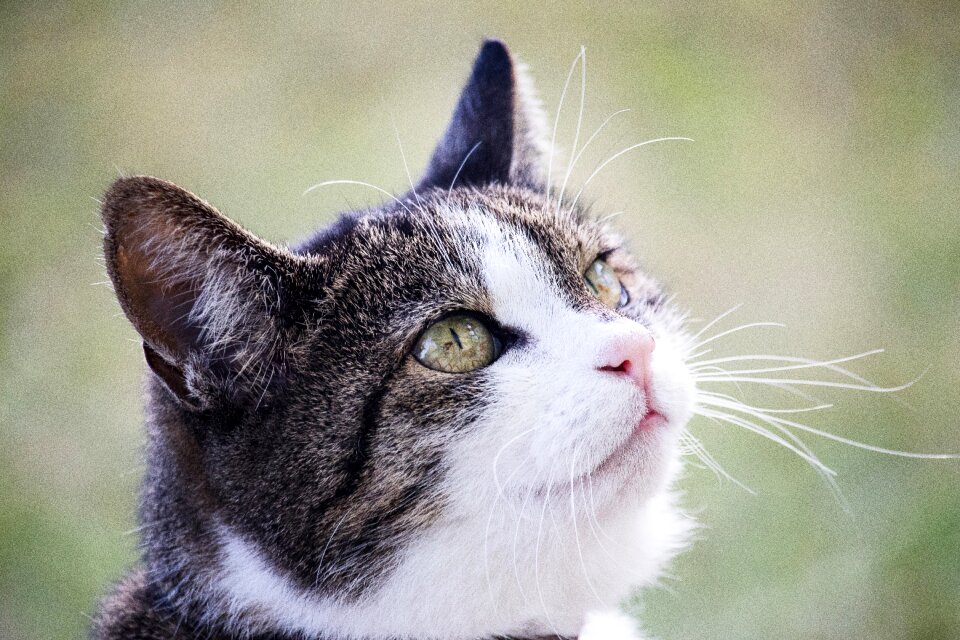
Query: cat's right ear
[
  {"left": 417, "top": 39, "right": 550, "bottom": 191},
  {"left": 102, "top": 176, "right": 310, "bottom": 410}
]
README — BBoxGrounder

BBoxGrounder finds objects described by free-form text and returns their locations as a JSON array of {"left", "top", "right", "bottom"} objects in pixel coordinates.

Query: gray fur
[{"left": 92, "top": 40, "right": 680, "bottom": 640}]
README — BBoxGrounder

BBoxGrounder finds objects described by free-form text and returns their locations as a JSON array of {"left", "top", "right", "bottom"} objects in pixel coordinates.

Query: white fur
[
  {"left": 511, "top": 59, "right": 553, "bottom": 184},
  {"left": 212, "top": 214, "right": 696, "bottom": 639},
  {"left": 579, "top": 610, "right": 648, "bottom": 640}
]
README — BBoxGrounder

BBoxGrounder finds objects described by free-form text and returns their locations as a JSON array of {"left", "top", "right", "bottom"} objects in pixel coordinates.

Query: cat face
[{"left": 102, "top": 40, "right": 695, "bottom": 638}]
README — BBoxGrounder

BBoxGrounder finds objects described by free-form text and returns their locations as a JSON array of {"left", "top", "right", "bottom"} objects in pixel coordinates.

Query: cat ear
[
  {"left": 102, "top": 176, "right": 307, "bottom": 410},
  {"left": 417, "top": 38, "right": 549, "bottom": 191}
]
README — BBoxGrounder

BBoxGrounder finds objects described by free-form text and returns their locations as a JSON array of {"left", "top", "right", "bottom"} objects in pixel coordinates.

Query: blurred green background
[{"left": 1, "top": 2, "right": 958, "bottom": 638}]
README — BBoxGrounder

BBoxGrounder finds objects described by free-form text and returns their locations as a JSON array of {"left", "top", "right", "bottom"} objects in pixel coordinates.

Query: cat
[{"left": 91, "top": 38, "right": 698, "bottom": 640}]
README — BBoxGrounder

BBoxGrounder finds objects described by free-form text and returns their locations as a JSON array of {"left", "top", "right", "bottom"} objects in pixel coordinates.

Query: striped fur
[{"left": 93, "top": 40, "right": 695, "bottom": 640}]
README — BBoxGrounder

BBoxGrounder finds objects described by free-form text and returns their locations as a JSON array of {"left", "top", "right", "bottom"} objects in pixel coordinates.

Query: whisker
[
  {"left": 447, "top": 141, "right": 483, "bottom": 196},
  {"left": 694, "top": 407, "right": 837, "bottom": 476},
  {"left": 579, "top": 475, "right": 625, "bottom": 559},
  {"left": 686, "top": 303, "right": 743, "bottom": 346},
  {"left": 315, "top": 510, "right": 350, "bottom": 582},
  {"left": 484, "top": 451, "right": 532, "bottom": 613},
  {"left": 596, "top": 210, "right": 626, "bottom": 225},
  {"left": 303, "top": 180, "right": 412, "bottom": 215},
  {"left": 568, "top": 447, "right": 606, "bottom": 606},
  {"left": 534, "top": 468, "right": 563, "bottom": 639},
  {"left": 699, "top": 397, "right": 850, "bottom": 506},
  {"left": 570, "top": 137, "right": 694, "bottom": 212},
  {"left": 511, "top": 479, "right": 538, "bottom": 608},
  {"left": 691, "top": 365, "right": 747, "bottom": 397},
  {"left": 492, "top": 426, "right": 539, "bottom": 505},
  {"left": 546, "top": 48, "right": 585, "bottom": 201},
  {"left": 679, "top": 430, "right": 756, "bottom": 494},
  {"left": 693, "top": 374, "right": 919, "bottom": 394},
  {"left": 557, "top": 47, "right": 588, "bottom": 212},
  {"left": 697, "top": 390, "right": 833, "bottom": 414},
  {"left": 391, "top": 116, "right": 423, "bottom": 209},
  {"left": 583, "top": 471, "right": 635, "bottom": 553},
  {"left": 689, "top": 350, "right": 884, "bottom": 381},
  {"left": 567, "top": 110, "right": 631, "bottom": 212},
  {"left": 684, "top": 348, "right": 713, "bottom": 361},
  {"left": 722, "top": 400, "right": 960, "bottom": 460},
  {"left": 686, "top": 322, "right": 786, "bottom": 353}
]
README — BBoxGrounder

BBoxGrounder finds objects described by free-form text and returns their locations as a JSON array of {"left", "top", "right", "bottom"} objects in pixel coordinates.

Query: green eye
[
  {"left": 585, "top": 258, "right": 627, "bottom": 309},
  {"left": 413, "top": 314, "right": 498, "bottom": 373}
]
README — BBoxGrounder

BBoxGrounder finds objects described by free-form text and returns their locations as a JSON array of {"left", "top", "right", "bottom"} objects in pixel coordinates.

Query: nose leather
[{"left": 596, "top": 330, "right": 656, "bottom": 392}]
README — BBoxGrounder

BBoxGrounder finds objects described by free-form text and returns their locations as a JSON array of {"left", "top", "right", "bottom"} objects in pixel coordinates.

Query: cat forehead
[{"left": 302, "top": 187, "right": 609, "bottom": 279}]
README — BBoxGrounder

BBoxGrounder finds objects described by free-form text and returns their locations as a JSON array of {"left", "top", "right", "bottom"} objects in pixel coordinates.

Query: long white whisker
[
  {"left": 698, "top": 397, "right": 850, "bottom": 506},
  {"left": 680, "top": 430, "right": 756, "bottom": 494},
  {"left": 570, "top": 137, "right": 694, "bottom": 212},
  {"left": 684, "top": 348, "right": 713, "bottom": 361},
  {"left": 315, "top": 510, "right": 350, "bottom": 583},
  {"left": 534, "top": 468, "right": 563, "bottom": 639},
  {"left": 546, "top": 48, "right": 585, "bottom": 200},
  {"left": 447, "top": 141, "right": 483, "bottom": 196},
  {"left": 484, "top": 451, "right": 532, "bottom": 612},
  {"left": 693, "top": 375, "right": 919, "bottom": 394},
  {"left": 692, "top": 365, "right": 747, "bottom": 397},
  {"left": 584, "top": 472, "right": 634, "bottom": 551},
  {"left": 303, "top": 180, "right": 412, "bottom": 215},
  {"left": 686, "top": 303, "right": 743, "bottom": 346},
  {"left": 566, "top": 110, "right": 631, "bottom": 213},
  {"left": 697, "top": 390, "right": 833, "bottom": 414},
  {"left": 596, "top": 209, "right": 626, "bottom": 225},
  {"left": 569, "top": 447, "right": 606, "bottom": 606},
  {"left": 492, "top": 426, "right": 539, "bottom": 505},
  {"left": 557, "top": 47, "right": 587, "bottom": 211},
  {"left": 578, "top": 474, "right": 624, "bottom": 559},
  {"left": 690, "top": 350, "right": 884, "bottom": 380},
  {"left": 731, "top": 403, "right": 960, "bottom": 460},
  {"left": 686, "top": 322, "right": 786, "bottom": 353},
  {"left": 695, "top": 407, "right": 837, "bottom": 476},
  {"left": 511, "top": 480, "right": 537, "bottom": 608},
  {"left": 392, "top": 117, "right": 422, "bottom": 209}
]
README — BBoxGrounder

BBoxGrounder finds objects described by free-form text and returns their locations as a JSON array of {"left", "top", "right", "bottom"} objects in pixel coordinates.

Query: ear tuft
[
  {"left": 102, "top": 176, "right": 303, "bottom": 409},
  {"left": 509, "top": 55, "right": 551, "bottom": 187},
  {"left": 417, "top": 38, "right": 549, "bottom": 191}
]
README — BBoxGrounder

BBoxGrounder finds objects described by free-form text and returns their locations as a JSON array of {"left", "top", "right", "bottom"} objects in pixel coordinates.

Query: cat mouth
[
  {"left": 528, "top": 402, "right": 670, "bottom": 499},
  {"left": 636, "top": 408, "right": 667, "bottom": 433},
  {"left": 590, "top": 408, "right": 668, "bottom": 476},
  {"left": 543, "top": 406, "right": 669, "bottom": 495}
]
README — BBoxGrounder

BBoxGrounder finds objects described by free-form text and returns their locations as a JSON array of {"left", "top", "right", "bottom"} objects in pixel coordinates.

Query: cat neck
[{"left": 94, "top": 566, "right": 576, "bottom": 640}]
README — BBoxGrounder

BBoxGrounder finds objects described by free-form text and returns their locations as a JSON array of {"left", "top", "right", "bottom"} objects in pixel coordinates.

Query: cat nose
[{"left": 596, "top": 330, "right": 656, "bottom": 390}]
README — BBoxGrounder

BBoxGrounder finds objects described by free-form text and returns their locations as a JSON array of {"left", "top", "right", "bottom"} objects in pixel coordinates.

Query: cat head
[{"left": 103, "top": 40, "right": 695, "bottom": 638}]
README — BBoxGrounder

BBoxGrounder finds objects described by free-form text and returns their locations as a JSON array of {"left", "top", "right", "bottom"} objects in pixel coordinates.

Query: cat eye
[
  {"left": 413, "top": 314, "right": 500, "bottom": 373},
  {"left": 584, "top": 258, "right": 628, "bottom": 309}
]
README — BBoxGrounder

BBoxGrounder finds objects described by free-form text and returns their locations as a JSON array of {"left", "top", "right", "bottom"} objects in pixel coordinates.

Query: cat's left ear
[
  {"left": 417, "top": 38, "right": 549, "bottom": 191},
  {"left": 101, "top": 176, "right": 315, "bottom": 410}
]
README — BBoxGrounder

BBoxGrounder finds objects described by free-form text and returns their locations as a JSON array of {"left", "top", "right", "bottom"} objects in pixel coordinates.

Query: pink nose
[{"left": 596, "top": 331, "right": 656, "bottom": 390}]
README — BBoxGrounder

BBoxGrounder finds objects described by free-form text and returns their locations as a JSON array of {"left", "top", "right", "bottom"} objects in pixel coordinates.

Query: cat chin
[
  {"left": 588, "top": 423, "right": 686, "bottom": 507},
  {"left": 210, "top": 453, "right": 692, "bottom": 640}
]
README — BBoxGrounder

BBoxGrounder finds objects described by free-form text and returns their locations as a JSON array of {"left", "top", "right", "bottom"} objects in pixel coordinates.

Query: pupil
[{"left": 449, "top": 327, "right": 464, "bottom": 349}]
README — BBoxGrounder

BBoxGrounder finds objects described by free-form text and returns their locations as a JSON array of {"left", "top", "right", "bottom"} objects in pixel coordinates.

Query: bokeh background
[{"left": 2, "top": 2, "right": 958, "bottom": 638}]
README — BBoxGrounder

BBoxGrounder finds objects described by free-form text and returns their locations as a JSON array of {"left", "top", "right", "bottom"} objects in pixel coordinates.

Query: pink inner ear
[
  {"left": 102, "top": 175, "right": 306, "bottom": 410},
  {"left": 142, "top": 342, "right": 198, "bottom": 408},
  {"left": 113, "top": 220, "right": 205, "bottom": 364}
]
